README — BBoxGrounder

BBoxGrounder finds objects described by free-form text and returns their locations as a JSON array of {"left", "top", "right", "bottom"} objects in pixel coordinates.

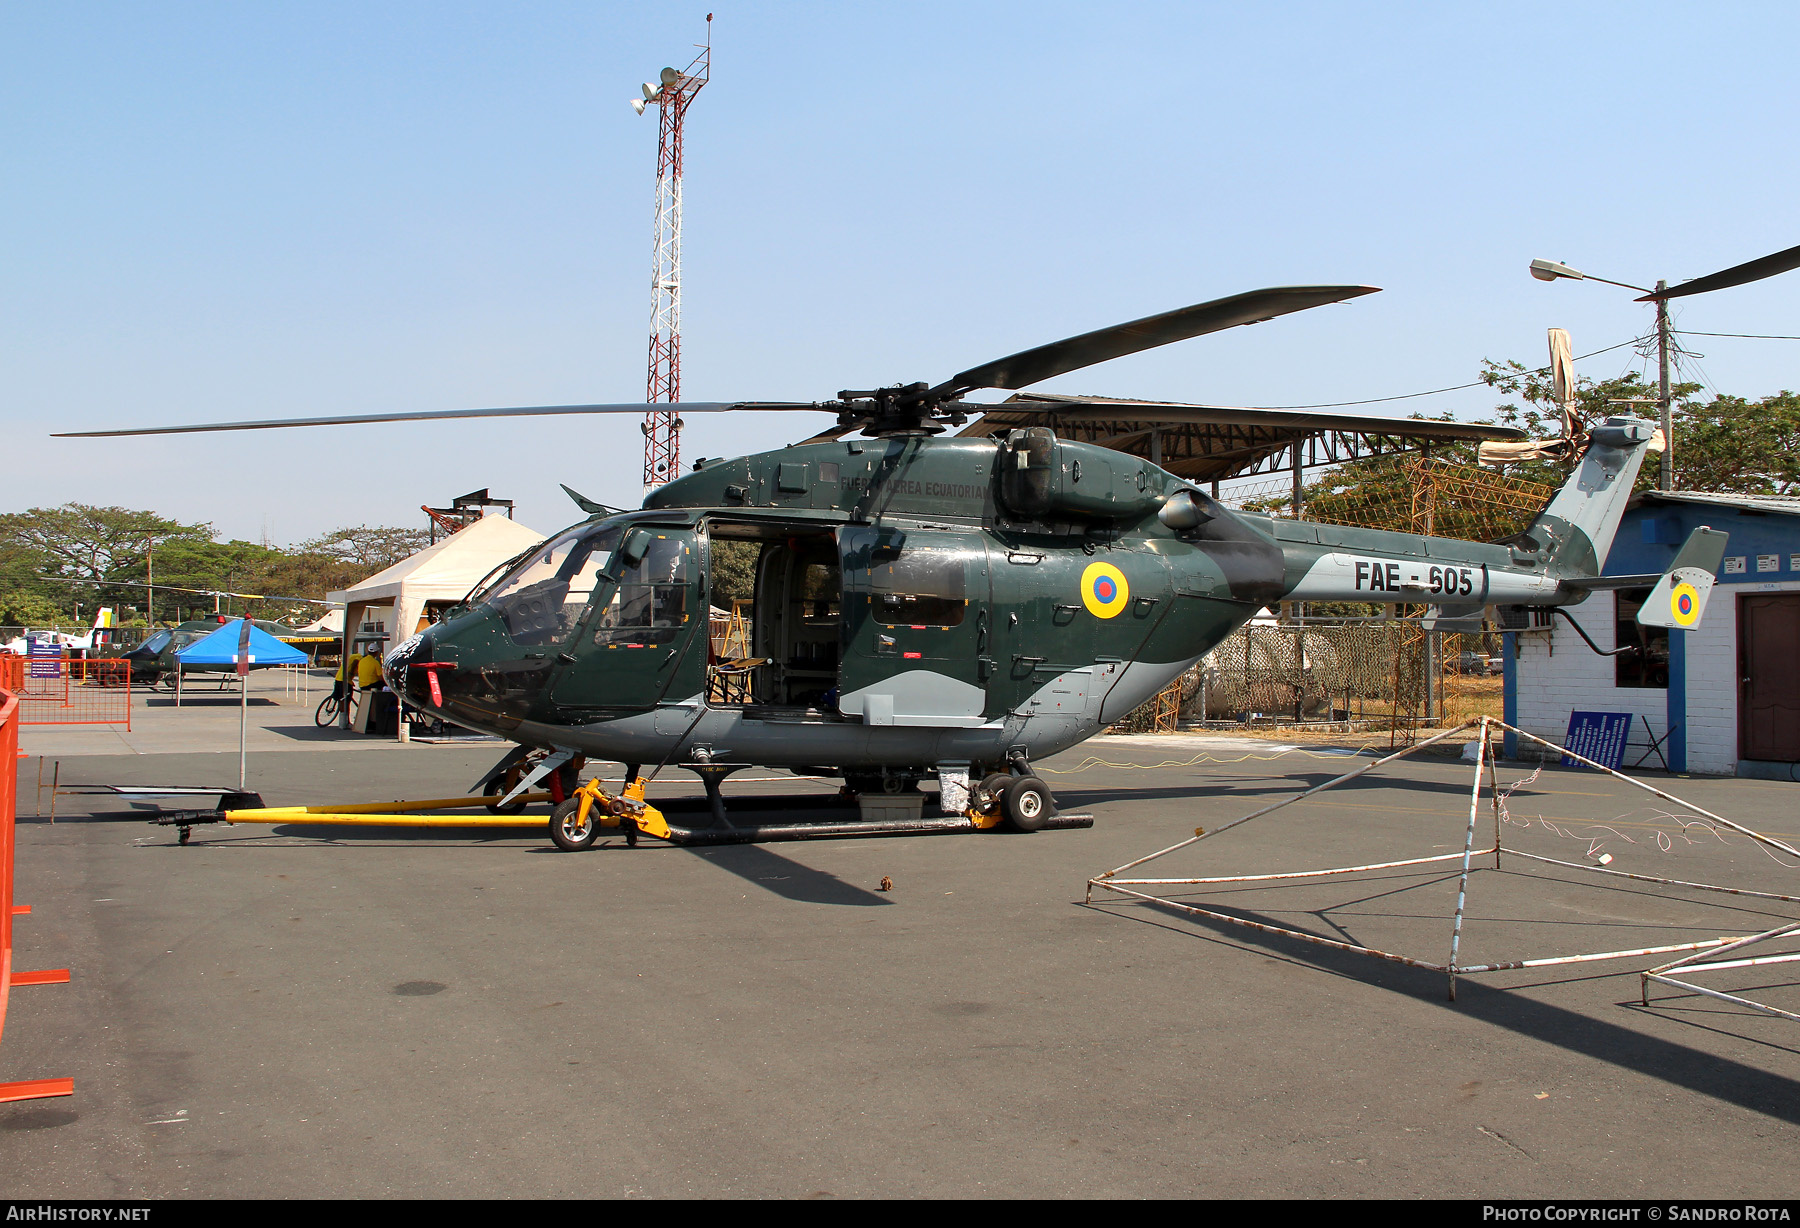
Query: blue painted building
[{"left": 1508, "top": 492, "right": 1800, "bottom": 778}]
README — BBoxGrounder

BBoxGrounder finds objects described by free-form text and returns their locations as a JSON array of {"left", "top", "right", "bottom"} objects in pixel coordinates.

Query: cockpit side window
[
  {"left": 482, "top": 523, "right": 622, "bottom": 646},
  {"left": 593, "top": 534, "right": 693, "bottom": 647}
]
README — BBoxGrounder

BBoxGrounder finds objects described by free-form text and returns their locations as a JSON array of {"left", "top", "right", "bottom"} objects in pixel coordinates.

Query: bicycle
[{"left": 315, "top": 689, "right": 345, "bottom": 727}]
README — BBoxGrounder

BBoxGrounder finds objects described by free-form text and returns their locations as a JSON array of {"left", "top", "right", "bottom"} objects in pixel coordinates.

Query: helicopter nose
[{"left": 384, "top": 628, "right": 434, "bottom": 705}]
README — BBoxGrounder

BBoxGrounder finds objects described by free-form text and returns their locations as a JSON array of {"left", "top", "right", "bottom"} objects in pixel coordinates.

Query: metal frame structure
[
  {"left": 639, "top": 21, "right": 711, "bottom": 489},
  {"left": 958, "top": 394, "right": 1527, "bottom": 498},
  {"left": 1643, "top": 923, "right": 1800, "bottom": 1022},
  {"left": 1087, "top": 717, "right": 1800, "bottom": 1006}
]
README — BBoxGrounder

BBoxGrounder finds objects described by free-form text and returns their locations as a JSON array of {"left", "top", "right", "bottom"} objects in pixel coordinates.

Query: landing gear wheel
[
  {"left": 549, "top": 797, "right": 598, "bottom": 851},
  {"left": 484, "top": 772, "right": 526, "bottom": 815},
  {"left": 972, "top": 772, "right": 1012, "bottom": 818},
  {"left": 1002, "top": 775, "right": 1053, "bottom": 832}
]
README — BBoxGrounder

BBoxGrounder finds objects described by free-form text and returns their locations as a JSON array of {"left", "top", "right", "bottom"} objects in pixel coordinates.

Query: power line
[
  {"left": 14, "top": 575, "right": 335, "bottom": 605},
  {"left": 1678, "top": 330, "right": 1800, "bottom": 340},
  {"left": 1259, "top": 335, "right": 1649, "bottom": 410}
]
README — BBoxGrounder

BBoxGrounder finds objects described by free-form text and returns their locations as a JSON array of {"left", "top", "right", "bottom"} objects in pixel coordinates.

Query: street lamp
[
  {"left": 1529, "top": 242, "right": 1800, "bottom": 492},
  {"left": 1528, "top": 258, "right": 1673, "bottom": 491}
]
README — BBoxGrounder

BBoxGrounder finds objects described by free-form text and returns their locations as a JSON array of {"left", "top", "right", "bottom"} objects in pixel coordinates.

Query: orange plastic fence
[
  {"left": 16, "top": 657, "right": 131, "bottom": 730},
  {"left": 0, "top": 656, "right": 20, "bottom": 693},
  {"left": 0, "top": 687, "right": 73, "bottom": 1101}
]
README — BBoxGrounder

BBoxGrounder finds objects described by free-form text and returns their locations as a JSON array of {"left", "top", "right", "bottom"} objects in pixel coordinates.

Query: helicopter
[
  {"left": 121, "top": 617, "right": 313, "bottom": 689},
  {"left": 57, "top": 284, "right": 1723, "bottom": 843}
]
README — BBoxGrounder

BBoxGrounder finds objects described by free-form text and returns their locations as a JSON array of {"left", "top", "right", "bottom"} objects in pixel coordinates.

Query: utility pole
[
  {"left": 1655, "top": 279, "right": 1672, "bottom": 491},
  {"left": 1531, "top": 244, "right": 1800, "bottom": 493},
  {"left": 633, "top": 16, "right": 711, "bottom": 489}
]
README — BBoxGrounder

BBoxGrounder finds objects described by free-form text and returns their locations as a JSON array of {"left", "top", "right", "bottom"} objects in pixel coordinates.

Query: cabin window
[
  {"left": 484, "top": 523, "right": 621, "bottom": 646},
  {"left": 594, "top": 534, "right": 692, "bottom": 647},
  {"left": 869, "top": 545, "right": 966, "bottom": 628},
  {"left": 1614, "top": 588, "right": 1669, "bottom": 689}
]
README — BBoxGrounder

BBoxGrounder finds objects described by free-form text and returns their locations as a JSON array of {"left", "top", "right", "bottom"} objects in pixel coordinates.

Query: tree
[
  {"left": 0, "top": 589, "right": 64, "bottom": 625},
  {"left": 709, "top": 539, "right": 759, "bottom": 606},
  {"left": 0, "top": 504, "right": 213, "bottom": 624},
  {"left": 299, "top": 526, "right": 431, "bottom": 574},
  {"left": 1673, "top": 391, "right": 1800, "bottom": 495},
  {"left": 1477, "top": 359, "right": 1702, "bottom": 493}
]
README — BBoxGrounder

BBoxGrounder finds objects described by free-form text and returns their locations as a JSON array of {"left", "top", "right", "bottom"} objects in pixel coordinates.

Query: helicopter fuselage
[{"left": 387, "top": 419, "right": 1653, "bottom": 785}]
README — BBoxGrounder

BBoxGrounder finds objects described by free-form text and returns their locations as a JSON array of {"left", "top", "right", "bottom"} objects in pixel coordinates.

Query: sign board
[
  {"left": 26, "top": 638, "right": 61, "bottom": 679},
  {"left": 1562, "top": 711, "right": 1632, "bottom": 770}
]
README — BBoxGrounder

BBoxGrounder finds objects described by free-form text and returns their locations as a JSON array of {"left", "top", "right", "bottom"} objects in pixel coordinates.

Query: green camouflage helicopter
[{"left": 60, "top": 285, "right": 1723, "bottom": 840}]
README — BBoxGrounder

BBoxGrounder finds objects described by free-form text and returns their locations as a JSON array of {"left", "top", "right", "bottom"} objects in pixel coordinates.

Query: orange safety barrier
[
  {"left": 16, "top": 657, "right": 131, "bottom": 731},
  {"left": 0, "top": 687, "right": 73, "bottom": 1102},
  {"left": 0, "top": 656, "right": 20, "bottom": 693}
]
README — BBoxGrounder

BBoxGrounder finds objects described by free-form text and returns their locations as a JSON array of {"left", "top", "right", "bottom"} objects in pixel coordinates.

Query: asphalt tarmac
[{"left": 4, "top": 683, "right": 1800, "bottom": 1198}]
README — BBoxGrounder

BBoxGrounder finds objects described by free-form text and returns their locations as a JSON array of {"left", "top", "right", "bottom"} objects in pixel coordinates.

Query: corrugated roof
[
  {"left": 955, "top": 394, "right": 1527, "bottom": 485},
  {"left": 1639, "top": 491, "right": 1800, "bottom": 518}
]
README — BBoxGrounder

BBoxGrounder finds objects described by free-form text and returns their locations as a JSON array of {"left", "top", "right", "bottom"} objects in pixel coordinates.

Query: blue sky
[{"left": 5, "top": 2, "right": 1798, "bottom": 543}]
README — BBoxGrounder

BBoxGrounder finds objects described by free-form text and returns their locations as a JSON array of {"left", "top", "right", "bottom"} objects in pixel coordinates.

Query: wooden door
[{"left": 1739, "top": 593, "right": 1800, "bottom": 762}]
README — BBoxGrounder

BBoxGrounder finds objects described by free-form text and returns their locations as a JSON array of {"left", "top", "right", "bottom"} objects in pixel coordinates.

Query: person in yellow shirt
[{"left": 356, "top": 647, "right": 384, "bottom": 690}]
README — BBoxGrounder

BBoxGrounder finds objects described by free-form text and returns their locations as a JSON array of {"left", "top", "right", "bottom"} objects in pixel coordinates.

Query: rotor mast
[{"left": 636, "top": 16, "right": 711, "bottom": 489}]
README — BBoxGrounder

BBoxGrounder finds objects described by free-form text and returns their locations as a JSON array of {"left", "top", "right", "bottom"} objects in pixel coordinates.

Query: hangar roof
[
  {"left": 954, "top": 393, "right": 1528, "bottom": 485},
  {"left": 1637, "top": 491, "right": 1800, "bottom": 519}
]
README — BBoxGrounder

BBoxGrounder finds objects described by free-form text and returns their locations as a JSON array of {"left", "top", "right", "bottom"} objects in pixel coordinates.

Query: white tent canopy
[
  {"left": 291, "top": 608, "right": 345, "bottom": 637},
  {"left": 328, "top": 514, "right": 545, "bottom": 659}
]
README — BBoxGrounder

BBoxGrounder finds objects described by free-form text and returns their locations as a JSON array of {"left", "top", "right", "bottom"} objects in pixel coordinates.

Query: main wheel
[
  {"left": 1002, "top": 775, "right": 1053, "bottom": 832},
  {"left": 314, "top": 694, "right": 341, "bottom": 727},
  {"left": 972, "top": 772, "right": 1012, "bottom": 817},
  {"left": 549, "top": 797, "right": 599, "bottom": 851},
  {"left": 484, "top": 772, "right": 527, "bottom": 815}
]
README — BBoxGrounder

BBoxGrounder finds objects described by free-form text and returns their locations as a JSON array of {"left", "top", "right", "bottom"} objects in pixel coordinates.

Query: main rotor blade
[
  {"left": 932, "top": 285, "right": 1380, "bottom": 399},
  {"left": 1638, "top": 242, "right": 1800, "bottom": 301},
  {"left": 52, "top": 401, "right": 824, "bottom": 438}
]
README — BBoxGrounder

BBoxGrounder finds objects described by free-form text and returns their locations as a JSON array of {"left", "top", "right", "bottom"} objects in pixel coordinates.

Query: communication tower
[{"left": 632, "top": 16, "right": 711, "bottom": 488}]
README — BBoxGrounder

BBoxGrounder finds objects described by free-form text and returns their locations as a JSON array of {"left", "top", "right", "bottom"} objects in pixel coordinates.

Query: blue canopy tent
[
  {"left": 175, "top": 619, "right": 308, "bottom": 669},
  {"left": 172, "top": 619, "right": 308, "bottom": 708},
  {"left": 174, "top": 619, "right": 311, "bottom": 788}
]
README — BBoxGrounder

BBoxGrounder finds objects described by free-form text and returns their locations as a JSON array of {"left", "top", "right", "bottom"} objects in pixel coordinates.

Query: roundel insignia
[
  {"left": 1081, "top": 561, "right": 1130, "bottom": 618},
  {"left": 1669, "top": 580, "right": 1701, "bottom": 628}
]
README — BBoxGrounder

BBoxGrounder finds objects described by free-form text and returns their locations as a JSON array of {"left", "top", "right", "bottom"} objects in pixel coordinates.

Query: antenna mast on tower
[{"left": 632, "top": 15, "right": 711, "bottom": 488}]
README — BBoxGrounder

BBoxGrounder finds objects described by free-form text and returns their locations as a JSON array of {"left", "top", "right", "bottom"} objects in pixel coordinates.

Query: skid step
[{"left": 661, "top": 812, "right": 1095, "bottom": 846}]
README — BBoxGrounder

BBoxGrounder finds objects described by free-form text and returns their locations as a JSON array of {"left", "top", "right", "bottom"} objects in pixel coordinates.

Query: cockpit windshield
[
  {"left": 480, "top": 520, "right": 623, "bottom": 646},
  {"left": 138, "top": 630, "right": 173, "bottom": 653}
]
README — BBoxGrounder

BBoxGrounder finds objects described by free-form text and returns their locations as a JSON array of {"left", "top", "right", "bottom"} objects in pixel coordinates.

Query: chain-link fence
[{"left": 1113, "top": 620, "right": 1505, "bottom": 745}]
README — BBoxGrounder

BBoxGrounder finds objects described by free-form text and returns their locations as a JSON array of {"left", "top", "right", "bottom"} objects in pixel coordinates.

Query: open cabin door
[{"left": 837, "top": 525, "right": 991, "bottom": 727}]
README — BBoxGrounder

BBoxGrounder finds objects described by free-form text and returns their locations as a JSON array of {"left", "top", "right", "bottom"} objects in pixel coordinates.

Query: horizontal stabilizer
[{"left": 1636, "top": 527, "right": 1729, "bottom": 630}]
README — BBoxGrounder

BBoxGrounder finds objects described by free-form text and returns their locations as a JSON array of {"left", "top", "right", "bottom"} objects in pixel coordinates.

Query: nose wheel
[{"left": 549, "top": 797, "right": 599, "bottom": 851}]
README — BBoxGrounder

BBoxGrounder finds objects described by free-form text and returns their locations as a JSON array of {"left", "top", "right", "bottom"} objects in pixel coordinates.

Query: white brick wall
[{"left": 1515, "top": 580, "right": 1800, "bottom": 775}]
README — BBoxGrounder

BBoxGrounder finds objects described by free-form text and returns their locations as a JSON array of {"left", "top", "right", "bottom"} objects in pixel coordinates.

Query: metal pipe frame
[
  {"left": 1086, "top": 717, "right": 1800, "bottom": 1007},
  {"left": 1641, "top": 922, "right": 1800, "bottom": 1022}
]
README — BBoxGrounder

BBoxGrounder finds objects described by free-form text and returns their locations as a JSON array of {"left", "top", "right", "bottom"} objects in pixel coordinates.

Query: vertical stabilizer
[{"left": 1524, "top": 417, "right": 1658, "bottom": 578}]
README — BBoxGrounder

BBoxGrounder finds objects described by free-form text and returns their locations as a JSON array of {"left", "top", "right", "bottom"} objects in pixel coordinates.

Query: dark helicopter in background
[{"left": 60, "top": 283, "right": 1723, "bottom": 836}]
